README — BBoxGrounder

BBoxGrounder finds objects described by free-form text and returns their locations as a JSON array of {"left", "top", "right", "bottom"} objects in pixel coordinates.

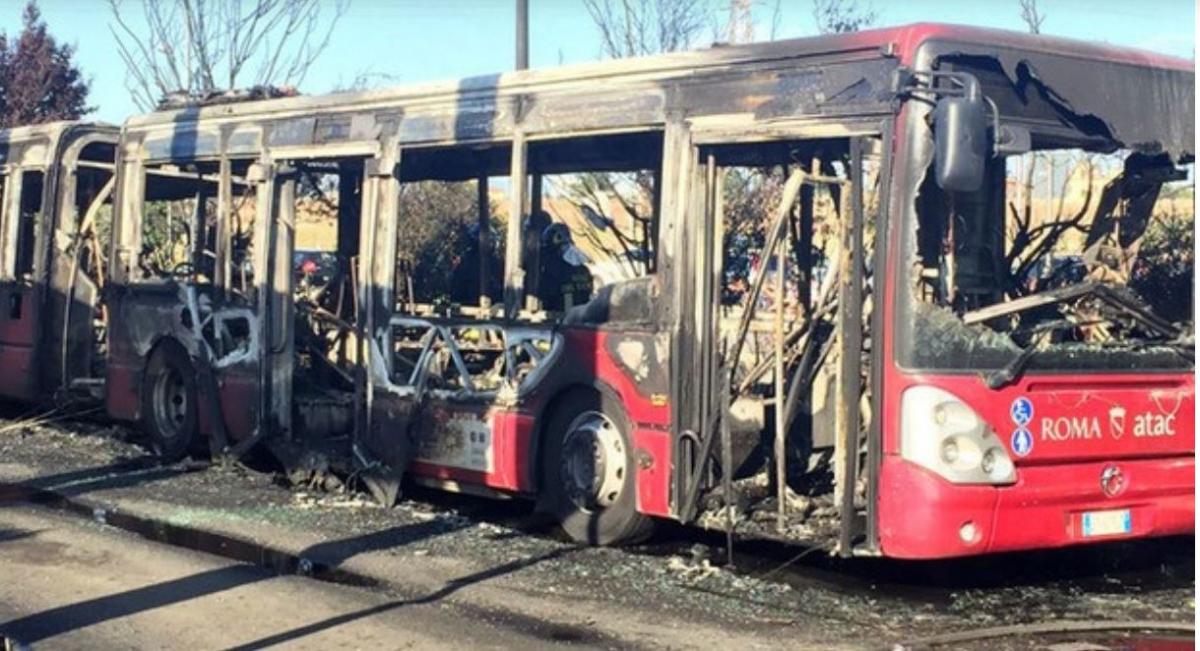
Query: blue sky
[{"left": 13, "top": 0, "right": 1197, "bottom": 124}]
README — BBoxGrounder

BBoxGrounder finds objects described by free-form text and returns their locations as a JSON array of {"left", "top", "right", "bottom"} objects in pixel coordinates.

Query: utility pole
[{"left": 516, "top": 0, "right": 529, "bottom": 70}]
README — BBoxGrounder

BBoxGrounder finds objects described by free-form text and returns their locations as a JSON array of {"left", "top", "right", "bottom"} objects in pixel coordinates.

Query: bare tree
[
  {"left": 1018, "top": 0, "right": 1045, "bottom": 34},
  {"left": 768, "top": 0, "right": 783, "bottom": 41},
  {"left": 571, "top": 0, "right": 714, "bottom": 274},
  {"left": 583, "top": 0, "right": 710, "bottom": 58},
  {"left": 108, "top": 0, "right": 349, "bottom": 110},
  {"left": 811, "top": 0, "right": 877, "bottom": 35},
  {"left": 724, "top": 0, "right": 755, "bottom": 45}
]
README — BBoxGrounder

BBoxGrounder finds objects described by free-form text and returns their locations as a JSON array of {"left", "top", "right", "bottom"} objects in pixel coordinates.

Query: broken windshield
[{"left": 899, "top": 142, "right": 1194, "bottom": 373}]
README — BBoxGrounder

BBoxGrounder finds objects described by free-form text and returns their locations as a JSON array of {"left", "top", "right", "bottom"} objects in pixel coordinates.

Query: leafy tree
[
  {"left": 0, "top": 1, "right": 92, "bottom": 128},
  {"left": 1130, "top": 198, "right": 1195, "bottom": 324},
  {"left": 396, "top": 180, "right": 504, "bottom": 306}
]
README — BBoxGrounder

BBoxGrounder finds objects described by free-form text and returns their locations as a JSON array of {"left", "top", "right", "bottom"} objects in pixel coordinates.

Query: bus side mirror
[{"left": 934, "top": 93, "right": 990, "bottom": 193}]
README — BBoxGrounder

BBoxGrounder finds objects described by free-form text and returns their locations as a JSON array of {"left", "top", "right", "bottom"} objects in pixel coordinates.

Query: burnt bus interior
[
  {"left": 392, "top": 131, "right": 660, "bottom": 319},
  {"left": 58, "top": 139, "right": 118, "bottom": 392},
  {"left": 681, "top": 134, "right": 881, "bottom": 543},
  {"left": 386, "top": 133, "right": 662, "bottom": 383},
  {"left": 287, "top": 158, "right": 364, "bottom": 433},
  {"left": 899, "top": 55, "right": 1194, "bottom": 376},
  {"left": 133, "top": 153, "right": 368, "bottom": 444},
  {"left": 364, "top": 133, "right": 666, "bottom": 492}
]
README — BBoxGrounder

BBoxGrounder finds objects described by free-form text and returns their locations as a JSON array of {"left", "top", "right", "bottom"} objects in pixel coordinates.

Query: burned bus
[
  {"left": 90, "top": 23, "right": 1194, "bottom": 558},
  {"left": 0, "top": 121, "right": 118, "bottom": 405}
]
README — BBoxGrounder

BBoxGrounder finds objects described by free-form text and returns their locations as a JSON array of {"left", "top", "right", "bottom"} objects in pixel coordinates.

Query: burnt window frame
[
  {"left": 512, "top": 129, "right": 667, "bottom": 318},
  {"left": 391, "top": 141, "right": 514, "bottom": 316},
  {"left": 132, "top": 157, "right": 223, "bottom": 284},
  {"left": 11, "top": 168, "right": 46, "bottom": 280},
  {"left": 892, "top": 117, "right": 1194, "bottom": 375},
  {"left": 0, "top": 170, "right": 9, "bottom": 280}
]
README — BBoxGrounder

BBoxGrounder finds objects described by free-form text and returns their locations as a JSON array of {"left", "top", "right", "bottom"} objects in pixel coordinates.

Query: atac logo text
[{"left": 1132, "top": 413, "right": 1176, "bottom": 437}]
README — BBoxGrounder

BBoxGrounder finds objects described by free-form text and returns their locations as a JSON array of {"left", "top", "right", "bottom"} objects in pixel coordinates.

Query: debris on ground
[{"left": 0, "top": 409, "right": 1192, "bottom": 649}]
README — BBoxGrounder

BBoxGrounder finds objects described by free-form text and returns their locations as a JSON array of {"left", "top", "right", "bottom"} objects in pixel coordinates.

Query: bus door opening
[
  {"left": 687, "top": 135, "right": 880, "bottom": 549},
  {"left": 284, "top": 158, "right": 367, "bottom": 444}
]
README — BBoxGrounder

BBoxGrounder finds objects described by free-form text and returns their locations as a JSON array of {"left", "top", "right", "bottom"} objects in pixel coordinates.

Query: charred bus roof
[
  {"left": 119, "top": 22, "right": 1193, "bottom": 162},
  {"left": 0, "top": 121, "right": 118, "bottom": 168}
]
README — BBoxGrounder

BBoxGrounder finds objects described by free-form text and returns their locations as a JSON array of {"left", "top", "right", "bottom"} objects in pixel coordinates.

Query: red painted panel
[
  {"left": 0, "top": 346, "right": 36, "bottom": 400},
  {"left": 105, "top": 360, "right": 140, "bottom": 421},
  {"left": 885, "top": 373, "right": 1194, "bottom": 462},
  {"left": 0, "top": 307, "right": 35, "bottom": 342},
  {"left": 490, "top": 409, "right": 535, "bottom": 491},
  {"left": 0, "top": 286, "right": 39, "bottom": 401},
  {"left": 632, "top": 427, "right": 672, "bottom": 517},
  {"left": 212, "top": 375, "right": 258, "bottom": 442},
  {"left": 408, "top": 409, "right": 535, "bottom": 493},
  {"left": 877, "top": 457, "right": 999, "bottom": 558},
  {"left": 877, "top": 455, "right": 1194, "bottom": 559},
  {"left": 561, "top": 329, "right": 671, "bottom": 428},
  {"left": 560, "top": 328, "right": 674, "bottom": 517}
]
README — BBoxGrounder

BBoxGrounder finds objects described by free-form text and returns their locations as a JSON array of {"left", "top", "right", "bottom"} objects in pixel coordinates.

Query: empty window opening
[
  {"left": 526, "top": 131, "right": 662, "bottom": 313},
  {"left": 395, "top": 143, "right": 511, "bottom": 315},
  {"left": 908, "top": 145, "right": 1194, "bottom": 371},
  {"left": 698, "top": 137, "right": 881, "bottom": 504},
  {"left": 138, "top": 161, "right": 219, "bottom": 281},
  {"left": 228, "top": 158, "right": 259, "bottom": 300},
  {"left": 15, "top": 170, "right": 44, "bottom": 278},
  {"left": 74, "top": 142, "right": 116, "bottom": 286},
  {"left": 71, "top": 141, "right": 118, "bottom": 377},
  {"left": 705, "top": 139, "right": 878, "bottom": 391}
]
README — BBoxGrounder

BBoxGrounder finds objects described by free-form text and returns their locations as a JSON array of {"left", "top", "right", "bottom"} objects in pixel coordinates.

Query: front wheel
[
  {"left": 140, "top": 344, "right": 199, "bottom": 462},
  {"left": 539, "top": 389, "right": 652, "bottom": 545}
]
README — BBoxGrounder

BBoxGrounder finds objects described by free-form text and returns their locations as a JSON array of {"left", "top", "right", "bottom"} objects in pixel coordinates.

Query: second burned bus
[{"left": 3, "top": 23, "right": 1193, "bottom": 559}]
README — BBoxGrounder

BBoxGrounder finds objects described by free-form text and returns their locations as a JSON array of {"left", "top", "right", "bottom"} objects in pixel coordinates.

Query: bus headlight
[{"left": 900, "top": 386, "right": 1016, "bottom": 485}]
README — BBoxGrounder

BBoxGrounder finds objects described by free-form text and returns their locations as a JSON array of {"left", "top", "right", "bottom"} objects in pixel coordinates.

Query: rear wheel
[
  {"left": 141, "top": 344, "right": 199, "bottom": 462},
  {"left": 539, "top": 388, "right": 652, "bottom": 545}
]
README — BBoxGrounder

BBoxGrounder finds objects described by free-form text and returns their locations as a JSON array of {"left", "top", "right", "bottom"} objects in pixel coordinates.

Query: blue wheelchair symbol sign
[
  {"left": 1011, "top": 428, "right": 1033, "bottom": 457},
  {"left": 1010, "top": 397, "right": 1033, "bottom": 426}
]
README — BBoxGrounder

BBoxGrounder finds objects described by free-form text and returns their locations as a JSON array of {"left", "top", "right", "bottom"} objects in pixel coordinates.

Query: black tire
[
  {"left": 140, "top": 343, "right": 200, "bottom": 462},
  {"left": 539, "top": 388, "right": 653, "bottom": 546}
]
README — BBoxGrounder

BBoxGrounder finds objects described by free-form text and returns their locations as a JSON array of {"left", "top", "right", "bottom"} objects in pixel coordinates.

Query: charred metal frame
[
  {"left": 0, "top": 24, "right": 1189, "bottom": 560},
  {"left": 0, "top": 122, "right": 120, "bottom": 404},
  {"left": 672, "top": 122, "right": 886, "bottom": 555}
]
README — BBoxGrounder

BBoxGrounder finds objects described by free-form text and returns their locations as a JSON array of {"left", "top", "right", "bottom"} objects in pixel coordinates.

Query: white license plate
[{"left": 1081, "top": 509, "right": 1132, "bottom": 537}]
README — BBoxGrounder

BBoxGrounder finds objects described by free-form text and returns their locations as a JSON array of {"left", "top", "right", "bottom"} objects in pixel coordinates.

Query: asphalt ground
[{"left": 0, "top": 407, "right": 1192, "bottom": 649}]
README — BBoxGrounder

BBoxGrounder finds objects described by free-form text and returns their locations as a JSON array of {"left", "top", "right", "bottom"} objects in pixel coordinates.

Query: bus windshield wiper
[
  {"left": 982, "top": 319, "right": 1086, "bottom": 389},
  {"left": 984, "top": 342, "right": 1043, "bottom": 389}
]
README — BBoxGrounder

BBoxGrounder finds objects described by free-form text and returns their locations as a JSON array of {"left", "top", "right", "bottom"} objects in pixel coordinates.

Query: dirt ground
[{"left": 0, "top": 407, "right": 1193, "bottom": 650}]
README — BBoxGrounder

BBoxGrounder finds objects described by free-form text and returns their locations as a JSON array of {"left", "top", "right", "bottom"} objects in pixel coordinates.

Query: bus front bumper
[{"left": 876, "top": 455, "right": 1194, "bottom": 559}]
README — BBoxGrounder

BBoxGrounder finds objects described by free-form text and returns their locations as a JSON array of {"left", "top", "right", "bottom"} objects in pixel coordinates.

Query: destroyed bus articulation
[{"left": 0, "top": 23, "right": 1192, "bottom": 559}]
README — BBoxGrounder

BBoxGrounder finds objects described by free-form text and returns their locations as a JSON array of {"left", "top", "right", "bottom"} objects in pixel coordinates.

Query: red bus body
[{"left": 13, "top": 24, "right": 1188, "bottom": 559}]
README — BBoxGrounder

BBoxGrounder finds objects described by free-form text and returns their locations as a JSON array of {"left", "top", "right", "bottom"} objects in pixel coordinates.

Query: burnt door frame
[
  {"left": 0, "top": 165, "right": 50, "bottom": 401},
  {"left": 670, "top": 122, "right": 886, "bottom": 549}
]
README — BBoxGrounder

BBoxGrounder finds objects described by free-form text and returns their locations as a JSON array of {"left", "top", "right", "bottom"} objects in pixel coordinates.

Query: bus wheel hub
[
  {"left": 560, "top": 411, "right": 625, "bottom": 510},
  {"left": 152, "top": 366, "right": 188, "bottom": 439}
]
